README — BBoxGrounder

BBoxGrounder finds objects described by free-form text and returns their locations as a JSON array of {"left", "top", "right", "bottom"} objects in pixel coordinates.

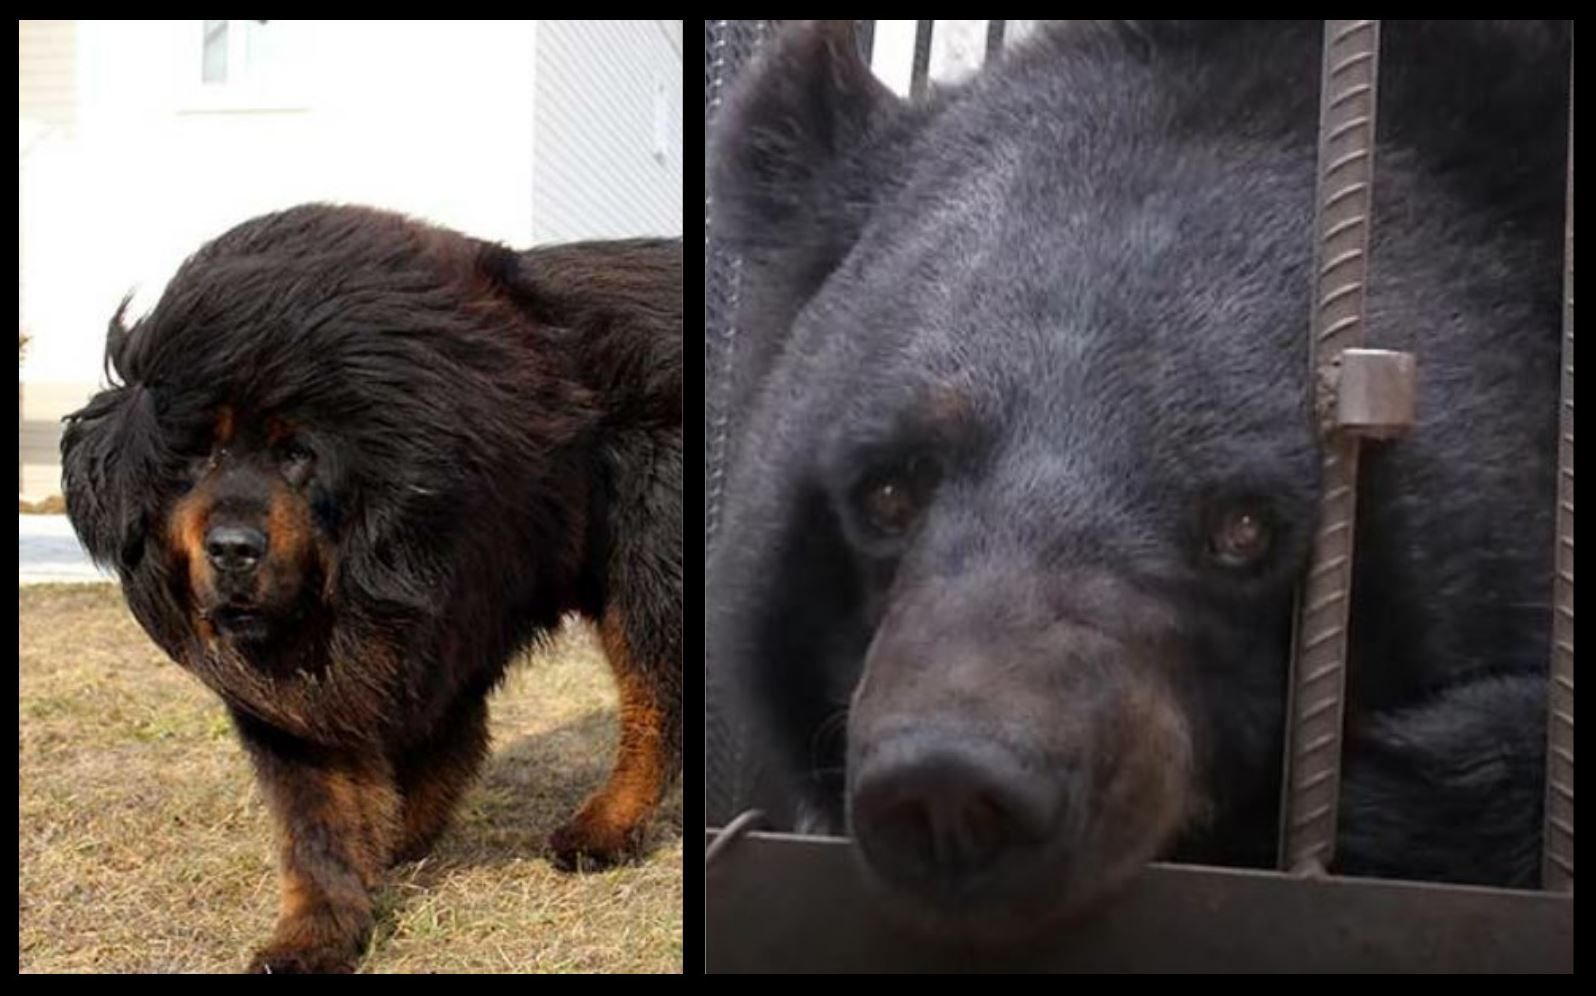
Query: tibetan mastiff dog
[{"left": 61, "top": 204, "right": 682, "bottom": 973}]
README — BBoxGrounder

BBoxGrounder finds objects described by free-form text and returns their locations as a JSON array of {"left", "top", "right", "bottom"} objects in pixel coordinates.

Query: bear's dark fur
[{"left": 707, "top": 20, "right": 1568, "bottom": 937}]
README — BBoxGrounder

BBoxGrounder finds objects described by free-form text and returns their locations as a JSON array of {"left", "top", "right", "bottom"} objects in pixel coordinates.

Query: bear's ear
[
  {"left": 709, "top": 22, "right": 918, "bottom": 421},
  {"left": 710, "top": 20, "right": 905, "bottom": 275}
]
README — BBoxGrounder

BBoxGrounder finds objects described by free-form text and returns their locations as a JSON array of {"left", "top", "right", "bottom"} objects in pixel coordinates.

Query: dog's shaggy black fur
[{"left": 62, "top": 203, "right": 682, "bottom": 973}]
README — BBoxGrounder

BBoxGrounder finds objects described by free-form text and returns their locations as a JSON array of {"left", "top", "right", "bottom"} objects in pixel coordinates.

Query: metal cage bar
[
  {"left": 986, "top": 20, "right": 1007, "bottom": 62},
  {"left": 704, "top": 17, "right": 770, "bottom": 826},
  {"left": 1542, "top": 32, "right": 1575, "bottom": 893},
  {"left": 856, "top": 19, "right": 876, "bottom": 64},
  {"left": 1278, "top": 19, "right": 1381, "bottom": 874},
  {"left": 704, "top": 20, "right": 766, "bottom": 556},
  {"left": 910, "top": 20, "right": 934, "bottom": 99}
]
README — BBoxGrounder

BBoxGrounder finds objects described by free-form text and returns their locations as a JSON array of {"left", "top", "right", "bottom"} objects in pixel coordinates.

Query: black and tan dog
[{"left": 62, "top": 204, "right": 682, "bottom": 972}]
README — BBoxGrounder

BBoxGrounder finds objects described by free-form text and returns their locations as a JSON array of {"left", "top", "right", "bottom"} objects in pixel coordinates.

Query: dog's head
[{"left": 61, "top": 204, "right": 597, "bottom": 733}]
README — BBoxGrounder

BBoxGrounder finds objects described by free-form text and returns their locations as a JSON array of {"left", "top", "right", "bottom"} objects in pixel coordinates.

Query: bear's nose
[{"left": 850, "top": 733, "right": 1058, "bottom": 887}]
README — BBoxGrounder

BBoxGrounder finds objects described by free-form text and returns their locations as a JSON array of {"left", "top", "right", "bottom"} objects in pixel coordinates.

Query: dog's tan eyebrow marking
[
  {"left": 265, "top": 417, "right": 294, "bottom": 447},
  {"left": 213, "top": 405, "right": 235, "bottom": 447}
]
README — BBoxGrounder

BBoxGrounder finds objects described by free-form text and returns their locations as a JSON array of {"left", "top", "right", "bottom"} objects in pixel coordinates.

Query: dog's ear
[
  {"left": 60, "top": 382, "right": 159, "bottom": 573},
  {"left": 60, "top": 299, "right": 177, "bottom": 573}
]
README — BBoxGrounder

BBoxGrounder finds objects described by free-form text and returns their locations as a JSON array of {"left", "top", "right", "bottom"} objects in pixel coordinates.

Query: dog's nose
[
  {"left": 205, "top": 525, "right": 268, "bottom": 574},
  {"left": 851, "top": 734, "right": 1058, "bottom": 888}
]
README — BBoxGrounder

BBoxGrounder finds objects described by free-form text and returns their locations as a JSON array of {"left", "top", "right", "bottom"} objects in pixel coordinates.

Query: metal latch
[{"left": 1328, "top": 347, "right": 1417, "bottom": 439}]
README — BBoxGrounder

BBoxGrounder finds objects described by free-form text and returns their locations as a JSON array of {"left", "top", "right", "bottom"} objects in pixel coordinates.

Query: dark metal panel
[
  {"left": 855, "top": 19, "right": 876, "bottom": 64},
  {"left": 1279, "top": 19, "right": 1382, "bottom": 873},
  {"left": 706, "top": 832, "right": 1574, "bottom": 974},
  {"left": 1543, "top": 29, "right": 1575, "bottom": 893}
]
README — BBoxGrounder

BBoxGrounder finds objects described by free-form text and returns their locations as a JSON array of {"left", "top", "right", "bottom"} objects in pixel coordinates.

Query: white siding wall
[
  {"left": 531, "top": 20, "right": 683, "bottom": 242},
  {"left": 19, "top": 20, "right": 79, "bottom": 495},
  {"left": 18, "top": 20, "right": 77, "bottom": 134}
]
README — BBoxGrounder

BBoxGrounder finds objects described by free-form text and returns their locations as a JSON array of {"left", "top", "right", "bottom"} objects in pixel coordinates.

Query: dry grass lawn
[{"left": 19, "top": 584, "right": 682, "bottom": 974}]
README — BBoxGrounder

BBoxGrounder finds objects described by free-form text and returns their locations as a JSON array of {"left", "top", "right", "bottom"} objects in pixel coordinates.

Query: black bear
[{"left": 707, "top": 20, "right": 1568, "bottom": 939}]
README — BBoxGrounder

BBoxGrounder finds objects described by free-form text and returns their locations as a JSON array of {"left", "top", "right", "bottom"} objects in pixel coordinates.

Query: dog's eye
[
  {"left": 1207, "top": 503, "right": 1274, "bottom": 568},
  {"left": 853, "top": 457, "right": 939, "bottom": 540}
]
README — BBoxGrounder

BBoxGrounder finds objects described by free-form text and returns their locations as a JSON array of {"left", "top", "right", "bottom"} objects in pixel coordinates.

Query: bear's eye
[
  {"left": 1207, "top": 503, "right": 1274, "bottom": 568},
  {"left": 853, "top": 457, "right": 939, "bottom": 540}
]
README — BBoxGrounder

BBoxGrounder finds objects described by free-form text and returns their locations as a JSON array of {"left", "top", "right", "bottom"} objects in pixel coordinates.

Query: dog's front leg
[{"left": 233, "top": 710, "right": 400, "bottom": 974}]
